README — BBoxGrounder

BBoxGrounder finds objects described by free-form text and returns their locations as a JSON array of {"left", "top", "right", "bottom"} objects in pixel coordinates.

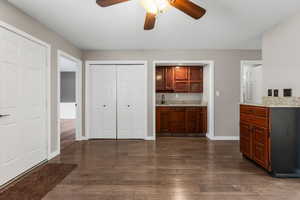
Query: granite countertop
[
  {"left": 157, "top": 102, "right": 208, "bottom": 107},
  {"left": 240, "top": 103, "right": 300, "bottom": 108}
]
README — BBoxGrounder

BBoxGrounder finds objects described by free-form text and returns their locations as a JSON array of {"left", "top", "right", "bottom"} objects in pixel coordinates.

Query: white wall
[{"left": 263, "top": 11, "right": 300, "bottom": 97}]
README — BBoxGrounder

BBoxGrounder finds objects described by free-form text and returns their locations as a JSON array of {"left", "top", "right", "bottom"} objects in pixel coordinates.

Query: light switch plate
[{"left": 216, "top": 91, "right": 220, "bottom": 97}]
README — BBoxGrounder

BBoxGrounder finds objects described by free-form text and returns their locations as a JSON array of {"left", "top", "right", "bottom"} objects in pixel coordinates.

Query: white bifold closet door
[
  {"left": 116, "top": 65, "right": 146, "bottom": 139},
  {"left": 89, "top": 65, "right": 146, "bottom": 139},
  {"left": 90, "top": 65, "right": 117, "bottom": 139},
  {"left": 0, "top": 26, "right": 47, "bottom": 185}
]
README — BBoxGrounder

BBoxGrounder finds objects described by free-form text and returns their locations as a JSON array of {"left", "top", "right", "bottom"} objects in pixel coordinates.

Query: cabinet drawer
[
  {"left": 253, "top": 107, "right": 269, "bottom": 118},
  {"left": 240, "top": 105, "right": 269, "bottom": 118},
  {"left": 253, "top": 116, "right": 269, "bottom": 129},
  {"left": 240, "top": 105, "right": 254, "bottom": 115},
  {"left": 240, "top": 113, "right": 269, "bottom": 129}
]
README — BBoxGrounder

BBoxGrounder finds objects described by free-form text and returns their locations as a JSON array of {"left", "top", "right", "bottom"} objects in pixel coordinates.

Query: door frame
[
  {"left": 57, "top": 50, "right": 83, "bottom": 154},
  {"left": 152, "top": 60, "right": 215, "bottom": 140},
  {"left": 0, "top": 21, "right": 52, "bottom": 159},
  {"left": 85, "top": 60, "right": 148, "bottom": 140}
]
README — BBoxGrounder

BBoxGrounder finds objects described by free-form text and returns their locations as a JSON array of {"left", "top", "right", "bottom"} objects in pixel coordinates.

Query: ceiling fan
[{"left": 96, "top": 0, "right": 206, "bottom": 30}]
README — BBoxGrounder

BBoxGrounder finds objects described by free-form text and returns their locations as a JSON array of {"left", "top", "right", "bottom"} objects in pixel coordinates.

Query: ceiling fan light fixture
[{"left": 141, "top": 0, "right": 170, "bottom": 14}]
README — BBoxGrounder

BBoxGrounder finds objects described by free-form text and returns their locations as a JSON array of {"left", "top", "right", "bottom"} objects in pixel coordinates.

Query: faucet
[{"left": 161, "top": 94, "right": 166, "bottom": 104}]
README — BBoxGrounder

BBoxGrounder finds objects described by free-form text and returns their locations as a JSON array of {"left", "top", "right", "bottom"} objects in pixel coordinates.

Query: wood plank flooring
[
  {"left": 60, "top": 119, "right": 76, "bottom": 150},
  {"left": 44, "top": 137, "right": 300, "bottom": 200}
]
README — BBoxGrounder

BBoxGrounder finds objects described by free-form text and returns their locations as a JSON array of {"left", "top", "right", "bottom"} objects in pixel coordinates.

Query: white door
[
  {"left": 89, "top": 65, "right": 117, "bottom": 139},
  {"left": 0, "top": 27, "right": 47, "bottom": 185},
  {"left": 117, "top": 65, "right": 146, "bottom": 139}
]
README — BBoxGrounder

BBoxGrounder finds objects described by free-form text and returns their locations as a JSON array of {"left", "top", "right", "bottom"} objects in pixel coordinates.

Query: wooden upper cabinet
[
  {"left": 174, "top": 67, "right": 189, "bottom": 93},
  {"left": 174, "top": 67, "right": 189, "bottom": 81},
  {"left": 190, "top": 82, "right": 203, "bottom": 93},
  {"left": 189, "top": 67, "right": 203, "bottom": 93},
  {"left": 156, "top": 66, "right": 203, "bottom": 93},
  {"left": 189, "top": 67, "right": 203, "bottom": 81},
  {"left": 156, "top": 67, "right": 174, "bottom": 92},
  {"left": 174, "top": 82, "right": 189, "bottom": 92},
  {"left": 156, "top": 67, "right": 165, "bottom": 91},
  {"left": 165, "top": 67, "right": 174, "bottom": 91}
]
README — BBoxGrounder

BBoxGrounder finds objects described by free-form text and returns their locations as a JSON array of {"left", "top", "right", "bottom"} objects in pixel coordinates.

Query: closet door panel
[
  {"left": 117, "top": 65, "right": 146, "bottom": 139},
  {"left": 89, "top": 65, "right": 117, "bottom": 139}
]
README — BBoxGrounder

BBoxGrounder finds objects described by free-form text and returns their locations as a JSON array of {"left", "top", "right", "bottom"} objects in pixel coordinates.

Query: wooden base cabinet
[
  {"left": 156, "top": 106, "right": 207, "bottom": 135},
  {"left": 240, "top": 105, "right": 271, "bottom": 171}
]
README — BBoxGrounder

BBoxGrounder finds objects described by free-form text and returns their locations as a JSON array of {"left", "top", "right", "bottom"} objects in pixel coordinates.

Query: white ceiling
[{"left": 8, "top": 0, "right": 300, "bottom": 50}]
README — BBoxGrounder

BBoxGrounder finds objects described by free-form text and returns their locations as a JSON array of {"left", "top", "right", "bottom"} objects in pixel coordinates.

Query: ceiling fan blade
[
  {"left": 169, "top": 0, "right": 206, "bottom": 19},
  {"left": 144, "top": 13, "right": 156, "bottom": 30},
  {"left": 96, "top": 0, "right": 129, "bottom": 7}
]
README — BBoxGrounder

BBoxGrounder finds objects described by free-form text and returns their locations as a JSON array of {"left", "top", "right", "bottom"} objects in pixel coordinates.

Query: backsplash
[
  {"left": 156, "top": 93, "right": 203, "bottom": 104},
  {"left": 262, "top": 96, "right": 300, "bottom": 106}
]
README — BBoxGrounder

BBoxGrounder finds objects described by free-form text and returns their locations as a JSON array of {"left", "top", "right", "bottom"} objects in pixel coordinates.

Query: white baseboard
[
  {"left": 48, "top": 150, "right": 59, "bottom": 160},
  {"left": 145, "top": 136, "right": 156, "bottom": 140},
  {"left": 80, "top": 136, "right": 88, "bottom": 140},
  {"left": 207, "top": 135, "right": 240, "bottom": 141},
  {"left": 77, "top": 136, "right": 88, "bottom": 141}
]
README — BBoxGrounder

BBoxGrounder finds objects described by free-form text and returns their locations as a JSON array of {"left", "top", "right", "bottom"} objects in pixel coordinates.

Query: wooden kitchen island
[{"left": 240, "top": 104, "right": 300, "bottom": 177}]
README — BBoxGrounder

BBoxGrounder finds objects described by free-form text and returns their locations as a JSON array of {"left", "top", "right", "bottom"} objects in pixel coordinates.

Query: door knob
[
  {"left": 0, "top": 114, "right": 10, "bottom": 118},
  {"left": 103, "top": 105, "right": 107, "bottom": 107},
  {"left": 127, "top": 105, "right": 130, "bottom": 107}
]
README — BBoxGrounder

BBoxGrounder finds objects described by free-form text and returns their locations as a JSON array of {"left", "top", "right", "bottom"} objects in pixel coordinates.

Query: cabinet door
[
  {"left": 186, "top": 108, "right": 201, "bottom": 133},
  {"left": 174, "top": 67, "right": 188, "bottom": 81},
  {"left": 189, "top": 67, "right": 203, "bottom": 93},
  {"left": 90, "top": 66, "right": 117, "bottom": 139},
  {"left": 189, "top": 67, "right": 203, "bottom": 81},
  {"left": 156, "top": 67, "right": 165, "bottom": 91},
  {"left": 199, "top": 107, "right": 207, "bottom": 133},
  {"left": 156, "top": 108, "right": 171, "bottom": 133},
  {"left": 165, "top": 67, "right": 174, "bottom": 91},
  {"left": 252, "top": 126, "right": 270, "bottom": 169},
  {"left": 174, "top": 81, "right": 189, "bottom": 92},
  {"left": 240, "top": 122, "right": 252, "bottom": 158},
  {"left": 169, "top": 108, "right": 186, "bottom": 133},
  {"left": 190, "top": 82, "right": 203, "bottom": 93}
]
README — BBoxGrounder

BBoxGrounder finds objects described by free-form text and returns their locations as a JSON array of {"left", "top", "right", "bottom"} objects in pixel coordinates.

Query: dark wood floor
[
  {"left": 45, "top": 137, "right": 300, "bottom": 200},
  {"left": 60, "top": 119, "right": 76, "bottom": 150}
]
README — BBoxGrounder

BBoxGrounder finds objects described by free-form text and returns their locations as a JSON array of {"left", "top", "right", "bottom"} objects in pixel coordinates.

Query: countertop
[
  {"left": 156, "top": 102, "right": 208, "bottom": 107},
  {"left": 240, "top": 103, "right": 300, "bottom": 108}
]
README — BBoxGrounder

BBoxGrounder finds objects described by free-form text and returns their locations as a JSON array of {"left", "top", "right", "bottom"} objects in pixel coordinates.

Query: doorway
[
  {"left": 153, "top": 61, "right": 215, "bottom": 140},
  {"left": 57, "top": 50, "right": 82, "bottom": 152},
  {"left": 240, "top": 61, "right": 263, "bottom": 104}
]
